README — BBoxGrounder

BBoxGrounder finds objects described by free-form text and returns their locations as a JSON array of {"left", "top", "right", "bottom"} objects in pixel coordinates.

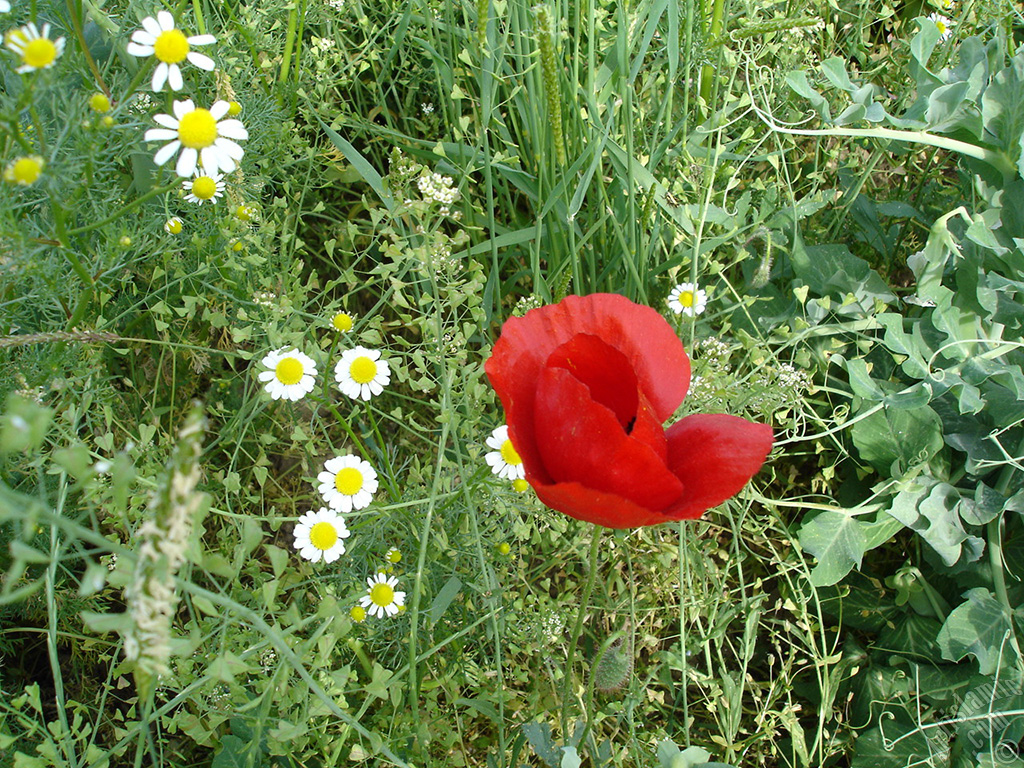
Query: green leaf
[
  {"left": 937, "top": 588, "right": 1013, "bottom": 674},
  {"left": 315, "top": 114, "right": 396, "bottom": 213},
  {"left": 888, "top": 481, "right": 980, "bottom": 566},
  {"left": 211, "top": 735, "right": 256, "bottom": 768},
  {"left": 850, "top": 403, "right": 943, "bottom": 475},
  {"left": 428, "top": 575, "right": 463, "bottom": 625},
  {"left": 790, "top": 241, "right": 895, "bottom": 304},
  {"left": 981, "top": 54, "right": 1024, "bottom": 162},
  {"left": 799, "top": 510, "right": 867, "bottom": 587}
]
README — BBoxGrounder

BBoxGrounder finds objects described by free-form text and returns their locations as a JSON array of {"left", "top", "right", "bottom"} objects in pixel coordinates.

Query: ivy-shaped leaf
[{"left": 937, "top": 588, "right": 1013, "bottom": 675}]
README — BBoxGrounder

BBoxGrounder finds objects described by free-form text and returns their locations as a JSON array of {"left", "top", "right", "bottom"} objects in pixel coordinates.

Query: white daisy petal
[
  {"left": 189, "top": 34, "right": 217, "bottom": 46},
  {"left": 151, "top": 63, "right": 169, "bottom": 93},
  {"left": 156, "top": 10, "right": 175, "bottom": 30},
  {"left": 167, "top": 63, "right": 183, "bottom": 91},
  {"left": 152, "top": 113, "right": 179, "bottom": 130},
  {"left": 187, "top": 51, "right": 215, "bottom": 70},
  {"left": 209, "top": 100, "right": 230, "bottom": 120},
  {"left": 141, "top": 15, "right": 163, "bottom": 37},
  {"left": 217, "top": 119, "right": 249, "bottom": 140},
  {"left": 152, "top": 140, "right": 181, "bottom": 167},
  {"left": 175, "top": 147, "right": 198, "bottom": 178},
  {"left": 126, "top": 40, "right": 154, "bottom": 55}
]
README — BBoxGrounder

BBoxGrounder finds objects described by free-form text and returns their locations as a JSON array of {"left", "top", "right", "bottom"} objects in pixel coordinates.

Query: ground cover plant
[{"left": 1, "top": 0, "right": 1023, "bottom": 766}]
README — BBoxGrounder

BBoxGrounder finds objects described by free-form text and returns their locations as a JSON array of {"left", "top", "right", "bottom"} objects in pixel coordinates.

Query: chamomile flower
[
  {"left": 359, "top": 573, "right": 406, "bottom": 618},
  {"left": 485, "top": 425, "right": 525, "bottom": 481},
  {"left": 182, "top": 168, "right": 224, "bottom": 204},
  {"left": 126, "top": 11, "right": 216, "bottom": 92},
  {"left": 335, "top": 347, "right": 391, "bottom": 401},
  {"left": 144, "top": 98, "right": 248, "bottom": 178},
  {"left": 257, "top": 348, "right": 318, "bottom": 401},
  {"left": 928, "top": 12, "right": 953, "bottom": 40},
  {"left": 3, "top": 156, "right": 44, "bottom": 186},
  {"left": 293, "top": 508, "right": 350, "bottom": 563},
  {"left": 667, "top": 282, "right": 708, "bottom": 317},
  {"left": 6, "top": 23, "right": 65, "bottom": 73},
  {"left": 317, "top": 455, "right": 378, "bottom": 513},
  {"left": 350, "top": 605, "right": 367, "bottom": 622},
  {"left": 385, "top": 547, "right": 402, "bottom": 564},
  {"left": 164, "top": 216, "right": 183, "bottom": 234},
  {"left": 331, "top": 311, "right": 354, "bottom": 333}
]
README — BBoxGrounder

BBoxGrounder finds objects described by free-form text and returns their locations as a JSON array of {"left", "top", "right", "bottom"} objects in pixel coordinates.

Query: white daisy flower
[
  {"left": 928, "top": 12, "right": 953, "bottom": 40},
  {"left": 293, "top": 508, "right": 350, "bottom": 563},
  {"left": 667, "top": 282, "right": 708, "bottom": 317},
  {"left": 334, "top": 347, "right": 391, "bottom": 401},
  {"left": 317, "top": 455, "right": 378, "bottom": 513},
  {"left": 257, "top": 348, "right": 318, "bottom": 401},
  {"left": 6, "top": 23, "right": 65, "bottom": 73},
  {"left": 359, "top": 573, "right": 406, "bottom": 618},
  {"left": 182, "top": 167, "right": 225, "bottom": 204},
  {"left": 164, "top": 216, "right": 183, "bottom": 234},
  {"left": 144, "top": 98, "right": 248, "bottom": 178},
  {"left": 485, "top": 425, "right": 525, "bottom": 481},
  {"left": 126, "top": 11, "right": 216, "bottom": 92}
]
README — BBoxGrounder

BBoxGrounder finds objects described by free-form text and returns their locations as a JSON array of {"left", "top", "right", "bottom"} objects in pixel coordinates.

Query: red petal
[
  {"left": 534, "top": 481, "right": 670, "bottom": 529},
  {"left": 533, "top": 366, "right": 683, "bottom": 512},
  {"left": 661, "top": 414, "right": 773, "bottom": 520},
  {"left": 544, "top": 333, "right": 637, "bottom": 430}
]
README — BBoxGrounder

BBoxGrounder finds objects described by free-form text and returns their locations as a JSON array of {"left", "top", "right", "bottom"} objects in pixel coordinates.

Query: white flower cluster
[{"left": 417, "top": 172, "right": 460, "bottom": 214}]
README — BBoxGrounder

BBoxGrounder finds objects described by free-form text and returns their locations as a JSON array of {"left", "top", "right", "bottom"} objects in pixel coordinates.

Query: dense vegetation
[{"left": 1, "top": 0, "right": 1023, "bottom": 766}]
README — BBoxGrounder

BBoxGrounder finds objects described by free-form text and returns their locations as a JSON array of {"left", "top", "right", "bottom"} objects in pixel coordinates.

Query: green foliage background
[{"left": 1, "top": 0, "right": 1023, "bottom": 766}]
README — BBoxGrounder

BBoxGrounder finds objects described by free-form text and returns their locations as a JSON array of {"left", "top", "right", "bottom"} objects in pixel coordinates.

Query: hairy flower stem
[
  {"left": 561, "top": 526, "right": 602, "bottom": 738},
  {"left": 534, "top": 5, "right": 566, "bottom": 168}
]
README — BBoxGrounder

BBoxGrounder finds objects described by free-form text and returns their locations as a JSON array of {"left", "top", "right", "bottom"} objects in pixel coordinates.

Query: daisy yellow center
[
  {"left": 369, "top": 583, "right": 395, "bottom": 607},
  {"left": 350, "top": 356, "right": 377, "bottom": 384},
  {"left": 332, "top": 312, "right": 353, "bottom": 332},
  {"left": 153, "top": 29, "right": 190, "bottom": 64},
  {"left": 309, "top": 521, "right": 338, "bottom": 551},
  {"left": 386, "top": 549, "right": 402, "bottom": 563},
  {"left": 177, "top": 108, "right": 218, "bottom": 149},
  {"left": 350, "top": 605, "right": 366, "bottom": 622},
  {"left": 335, "top": 467, "right": 363, "bottom": 495},
  {"left": 513, "top": 478, "right": 529, "bottom": 492},
  {"left": 191, "top": 175, "right": 217, "bottom": 199},
  {"left": 936, "top": 20, "right": 947, "bottom": 34},
  {"left": 23, "top": 38, "right": 57, "bottom": 69},
  {"left": 500, "top": 439, "right": 522, "bottom": 466},
  {"left": 678, "top": 291, "right": 695, "bottom": 308},
  {"left": 10, "top": 157, "right": 43, "bottom": 185},
  {"left": 275, "top": 357, "right": 304, "bottom": 385}
]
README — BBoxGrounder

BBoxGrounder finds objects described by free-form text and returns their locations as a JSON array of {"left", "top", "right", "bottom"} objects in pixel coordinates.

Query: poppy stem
[{"left": 561, "top": 525, "right": 602, "bottom": 741}]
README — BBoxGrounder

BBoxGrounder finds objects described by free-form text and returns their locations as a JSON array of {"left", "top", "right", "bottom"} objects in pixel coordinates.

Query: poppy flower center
[
  {"left": 370, "top": 583, "right": 395, "bottom": 606},
  {"left": 500, "top": 439, "right": 522, "bottom": 466},
  {"left": 23, "top": 38, "right": 57, "bottom": 68},
  {"left": 275, "top": 357, "right": 304, "bottom": 385},
  {"left": 191, "top": 175, "right": 218, "bottom": 199},
  {"left": 177, "top": 109, "right": 218, "bottom": 149},
  {"left": 153, "top": 29, "right": 190, "bottom": 63},
  {"left": 309, "top": 521, "right": 338, "bottom": 550},
  {"left": 349, "top": 357, "right": 377, "bottom": 384},
  {"left": 335, "top": 467, "right": 363, "bottom": 495}
]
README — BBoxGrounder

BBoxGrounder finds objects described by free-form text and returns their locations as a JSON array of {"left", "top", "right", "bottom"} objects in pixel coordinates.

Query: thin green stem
[{"left": 560, "top": 525, "right": 602, "bottom": 738}]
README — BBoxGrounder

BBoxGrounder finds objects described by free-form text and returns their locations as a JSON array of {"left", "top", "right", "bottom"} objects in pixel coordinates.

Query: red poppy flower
[{"left": 485, "top": 293, "right": 773, "bottom": 529}]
